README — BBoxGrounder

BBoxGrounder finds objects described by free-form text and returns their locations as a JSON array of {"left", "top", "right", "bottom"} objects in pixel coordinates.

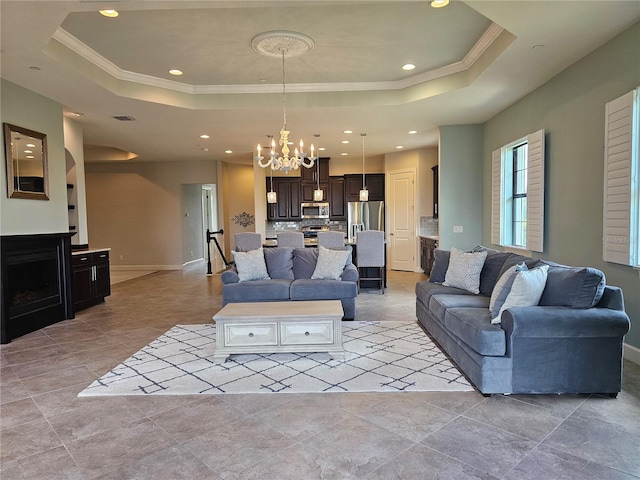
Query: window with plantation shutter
[
  {"left": 491, "top": 130, "right": 545, "bottom": 252},
  {"left": 603, "top": 88, "right": 639, "bottom": 266}
]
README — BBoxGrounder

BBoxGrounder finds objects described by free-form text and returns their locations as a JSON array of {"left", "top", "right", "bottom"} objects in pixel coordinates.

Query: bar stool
[
  {"left": 277, "top": 232, "right": 304, "bottom": 248},
  {"left": 356, "top": 230, "right": 385, "bottom": 293},
  {"left": 234, "top": 233, "right": 262, "bottom": 252},
  {"left": 316, "top": 231, "right": 345, "bottom": 248}
]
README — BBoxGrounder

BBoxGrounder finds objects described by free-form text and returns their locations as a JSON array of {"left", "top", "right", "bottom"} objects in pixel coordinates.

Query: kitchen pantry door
[{"left": 388, "top": 169, "right": 416, "bottom": 271}]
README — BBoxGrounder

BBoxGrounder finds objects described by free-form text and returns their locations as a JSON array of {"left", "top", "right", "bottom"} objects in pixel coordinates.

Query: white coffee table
[{"left": 212, "top": 300, "right": 345, "bottom": 363}]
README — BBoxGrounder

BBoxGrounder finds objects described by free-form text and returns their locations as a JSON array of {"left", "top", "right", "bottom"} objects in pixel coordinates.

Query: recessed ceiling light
[
  {"left": 73, "top": 112, "right": 84, "bottom": 117},
  {"left": 532, "top": 44, "right": 544, "bottom": 50},
  {"left": 200, "top": 134, "right": 210, "bottom": 139},
  {"left": 318, "top": 147, "right": 326, "bottom": 151},
  {"left": 169, "top": 69, "right": 183, "bottom": 76},
  {"left": 99, "top": 10, "right": 119, "bottom": 18},
  {"left": 341, "top": 153, "right": 348, "bottom": 156},
  {"left": 28, "top": 66, "right": 41, "bottom": 71},
  {"left": 26, "top": 143, "right": 35, "bottom": 148},
  {"left": 396, "top": 145, "right": 404, "bottom": 149},
  {"left": 225, "top": 150, "right": 233, "bottom": 154},
  {"left": 343, "top": 130, "right": 352, "bottom": 134},
  {"left": 26, "top": 155, "right": 34, "bottom": 159},
  {"left": 430, "top": 0, "right": 449, "bottom": 8},
  {"left": 408, "top": 130, "right": 418, "bottom": 134},
  {"left": 341, "top": 140, "right": 349, "bottom": 144},
  {"left": 24, "top": 150, "right": 32, "bottom": 154},
  {"left": 402, "top": 63, "right": 416, "bottom": 71}
]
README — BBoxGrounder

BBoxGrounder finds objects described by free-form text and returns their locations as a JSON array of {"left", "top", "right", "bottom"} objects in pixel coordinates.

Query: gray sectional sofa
[
  {"left": 415, "top": 246, "right": 631, "bottom": 395},
  {"left": 221, "top": 247, "right": 358, "bottom": 319}
]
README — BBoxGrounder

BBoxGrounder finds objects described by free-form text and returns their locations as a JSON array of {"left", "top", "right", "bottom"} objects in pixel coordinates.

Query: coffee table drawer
[
  {"left": 281, "top": 321, "right": 334, "bottom": 345},
  {"left": 224, "top": 323, "right": 278, "bottom": 347}
]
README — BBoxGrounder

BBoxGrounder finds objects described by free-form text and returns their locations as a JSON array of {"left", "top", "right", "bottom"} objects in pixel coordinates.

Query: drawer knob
[
  {"left": 248, "top": 332, "right": 254, "bottom": 337},
  {"left": 305, "top": 331, "right": 310, "bottom": 336}
]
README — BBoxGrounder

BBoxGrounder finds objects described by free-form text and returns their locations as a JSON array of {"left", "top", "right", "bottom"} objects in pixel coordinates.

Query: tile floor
[{"left": 1, "top": 268, "right": 639, "bottom": 480}]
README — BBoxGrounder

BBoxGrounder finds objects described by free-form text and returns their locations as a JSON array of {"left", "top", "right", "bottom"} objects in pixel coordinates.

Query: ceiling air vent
[{"left": 113, "top": 115, "right": 136, "bottom": 121}]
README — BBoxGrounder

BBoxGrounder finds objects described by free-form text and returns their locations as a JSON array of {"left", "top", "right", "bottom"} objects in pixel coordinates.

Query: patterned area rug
[{"left": 79, "top": 321, "right": 473, "bottom": 396}]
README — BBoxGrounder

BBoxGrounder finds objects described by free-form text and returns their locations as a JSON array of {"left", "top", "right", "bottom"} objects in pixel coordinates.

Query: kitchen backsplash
[
  {"left": 266, "top": 220, "right": 347, "bottom": 239},
  {"left": 419, "top": 216, "right": 439, "bottom": 236}
]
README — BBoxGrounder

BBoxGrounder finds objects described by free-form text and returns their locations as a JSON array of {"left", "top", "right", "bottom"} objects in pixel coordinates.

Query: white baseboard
[
  {"left": 183, "top": 258, "right": 205, "bottom": 269},
  {"left": 110, "top": 265, "right": 183, "bottom": 271},
  {"left": 624, "top": 342, "right": 640, "bottom": 366}
]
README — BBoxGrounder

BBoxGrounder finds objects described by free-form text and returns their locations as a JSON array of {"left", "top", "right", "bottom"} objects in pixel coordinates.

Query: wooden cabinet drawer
[
  {"left": 224, "top": 323, "right": 278, "bottom": 347},
  {"left": 281, "top": 321, "right": 334, "bottom": 345}
]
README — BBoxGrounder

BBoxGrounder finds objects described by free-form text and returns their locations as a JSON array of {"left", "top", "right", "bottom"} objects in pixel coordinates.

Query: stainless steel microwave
[{"left": 301, "top": 202, "right": 330, "bottom": 219}]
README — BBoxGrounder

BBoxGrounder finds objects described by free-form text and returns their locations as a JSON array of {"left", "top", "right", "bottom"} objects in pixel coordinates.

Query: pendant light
[
  {"left": 313, "top": 134, "right": 323, "bottom": 201},
  {"left": 359, "top": 133, "right": 369, "bottom": 202}
]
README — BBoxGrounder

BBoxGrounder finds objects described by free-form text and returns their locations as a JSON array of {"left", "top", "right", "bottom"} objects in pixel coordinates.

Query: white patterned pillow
[
  {"left": 492, "top": 265, "right": 549, "bottom": 324},
  {"left": 443, "top": 247, "right": 487, "bottom": 294},
  {"left": 311, "top": 246, "right": 350, "bottom": 280},
  {"left": 232, "top": 248, "right": 270, "bottom": 282}
]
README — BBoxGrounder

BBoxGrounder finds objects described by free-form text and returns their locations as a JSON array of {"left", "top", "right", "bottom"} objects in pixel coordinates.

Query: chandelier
[{"left": 253, "top": 31, "right": 316, "bottom": 174}]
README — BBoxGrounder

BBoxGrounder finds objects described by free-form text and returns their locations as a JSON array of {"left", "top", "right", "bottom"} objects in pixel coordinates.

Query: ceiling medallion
[{"left": 251, "top": 31, "right": 315, "bottom": 58}]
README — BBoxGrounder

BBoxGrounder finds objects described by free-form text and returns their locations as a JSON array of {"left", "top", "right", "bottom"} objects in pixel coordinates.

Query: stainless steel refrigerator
[{"left": 347, "top": 201, "right": 385, "bottom": 240}]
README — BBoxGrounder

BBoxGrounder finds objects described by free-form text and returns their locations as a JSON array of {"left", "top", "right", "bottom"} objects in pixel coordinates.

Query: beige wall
[
  {"left": 1, "top": 80, "right": 69, "bottom": 235},
  {"left": 85, "top": 160, "right": 218, "bottom": 268},
  {"left": 221, "top": 162, "right": 256, "bottom": 256}
]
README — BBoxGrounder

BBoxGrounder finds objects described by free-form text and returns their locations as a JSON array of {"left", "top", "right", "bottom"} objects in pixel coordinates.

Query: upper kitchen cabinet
[
  {"left": 300, "top": 157, "right": 329, "bottom": 184},
  {"left": 345, "top": 173, "right": 385, "bottom": 202},
  {"left": 266, "top": 177, "right": 301, "bottom": 221},
  {"left": 329, "top": 176, "right": 346, "bottom": 220},
  {"left": 300, "top": 157, "right": 330, "bottom": 202}
]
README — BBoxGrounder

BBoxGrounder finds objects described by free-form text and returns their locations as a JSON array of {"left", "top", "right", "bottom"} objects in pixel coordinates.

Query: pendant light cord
[
  {"left": 281, "top": 50, "right": 287, "bottom": 130},
  {"left": 361, "top": 133, "right": 366, "bottom": 190}
]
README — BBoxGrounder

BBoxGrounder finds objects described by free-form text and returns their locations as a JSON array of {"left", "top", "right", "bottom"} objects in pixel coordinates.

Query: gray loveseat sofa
[
  {"left": 221, "top": 247, "right": 358, "bottom": 320},
  {"left": 415, "top": 246, "right": 631, "bottom": 395}
]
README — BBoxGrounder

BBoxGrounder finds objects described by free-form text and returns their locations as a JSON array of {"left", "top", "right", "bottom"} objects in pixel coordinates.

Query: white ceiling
[{"left": 1, "top": 1, "right": 639, "bottom": 164}]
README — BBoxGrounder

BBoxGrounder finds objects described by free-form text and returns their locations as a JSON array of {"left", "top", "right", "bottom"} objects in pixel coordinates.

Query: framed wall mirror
[{"left": 3, "top": 123, "right": 49, "bottom": 200}]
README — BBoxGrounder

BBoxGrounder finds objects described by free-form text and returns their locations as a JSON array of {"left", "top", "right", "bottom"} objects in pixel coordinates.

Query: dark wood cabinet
[
  {"left": 266, "top": 177, "right": 302, "bottom": 221},
  {"left": 345, "top": 173, "right": 385, "bottom": 202},
  {"left": 301, "top": 183, "right": 328, "bottom": 202},
  {"left": 300, "top": 157, "right": 329, "bottom": 184},
  {"left": 420, "top": 237, "right": 438, "bottom": 275},
  {"left": 72, "top": 250, "right": 111, "bottom": 312},
  {"left": 300, "top": 158, "right": 329, "bottom": 202},
  {"left": 432, "top": 165, "right": 439, "bottom": 219},
  {"left": 329, "top": 176, "right": 346, "bottom": 220}
]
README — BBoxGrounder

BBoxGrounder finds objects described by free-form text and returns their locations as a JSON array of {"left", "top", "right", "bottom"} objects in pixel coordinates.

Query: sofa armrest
[
  {"left": 501, "top": 306, "right": 631, "bottom": 339},
  {"left": 340, "top": 263, "right": 359, "bottom": 283},
  {"left": 221, "top": 267, "right": 239, "bottom": 284}
]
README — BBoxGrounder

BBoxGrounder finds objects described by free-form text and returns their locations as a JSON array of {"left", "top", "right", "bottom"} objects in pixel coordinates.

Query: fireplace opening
[
  {"left": 1, "top": 233, "right": 74, "bottom": 344},
  {"left": 7, "top": 248, "right": 61, "bottom": 318}
]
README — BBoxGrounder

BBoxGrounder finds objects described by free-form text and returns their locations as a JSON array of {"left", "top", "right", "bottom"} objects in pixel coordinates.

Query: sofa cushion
[
  {"left": 264, "top": 247, "right": 295, "bottom": 280},
  {"left": 444, "top": 307, "right": 506, "bottom": 356},
  {"left": 312, "top": 246, "right": 351, "bottom": 280},
  {"left": 492, "top": 265, "right": 549, "bottom": 324},
  {"left": 232, "top": 248, "right": 270, "bottom": 282},
  {"left": 415, "top": 281, "right": 476, "bottom": 309},
  {"left": 290, "top": 279, "right": 358, "bottom": 301},
  {"left": 538, "top": 264, "right": 606, "bottom": 308},
  {"left": 222, "top": 279, "right": 291, "bottom": 302},
  {"left": 443, "top": 247, "right": 487, "bottom": 294},
  {"left": 497, "top": 253, "right": 542, "bottom": 280},
  {"left": 292, "top": 248, "right": 318, "bottom": 279},
  {"left": 476, "top": 250, "right": 513, "bottom": 297},
  {"left": 429, "top": 294, "right": 491, "bottom": 325},
  {"left": 429, "top": 249, "right": 450, "bottom": 283}
]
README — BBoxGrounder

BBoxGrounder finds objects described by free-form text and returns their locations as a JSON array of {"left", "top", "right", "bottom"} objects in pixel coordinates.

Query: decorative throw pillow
[
  {"left": 311, "top": 246, "right": 351, "bottom": 280},
  {"left": 232, "top": 247, "right": 270, "bottom": 282},
  {"left": 492, "top": 264, "right": 549, "bottom": 324},
  {"left": 429, "top": 249, "right": 450, "bottom": 283},
  {"left": 443, "top": 247, "right": 487, "bottom": 294},
  {"left": 489, "top": 263, "right": 527, "bottom": 319}
]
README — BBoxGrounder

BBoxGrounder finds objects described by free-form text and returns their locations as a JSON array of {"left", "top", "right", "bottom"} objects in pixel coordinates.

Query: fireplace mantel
[{"left": 1, "top": 233, "right": 74, "bottom": 343}]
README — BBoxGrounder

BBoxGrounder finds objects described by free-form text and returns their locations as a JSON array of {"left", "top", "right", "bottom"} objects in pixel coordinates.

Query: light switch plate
[{"left": 453, "top": 225, "right": 463, "bottom": 233}]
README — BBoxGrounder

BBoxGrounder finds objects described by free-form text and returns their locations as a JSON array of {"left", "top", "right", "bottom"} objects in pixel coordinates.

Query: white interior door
[{"left": 388, "top": 169, "right": 416, "bottom": 271}]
